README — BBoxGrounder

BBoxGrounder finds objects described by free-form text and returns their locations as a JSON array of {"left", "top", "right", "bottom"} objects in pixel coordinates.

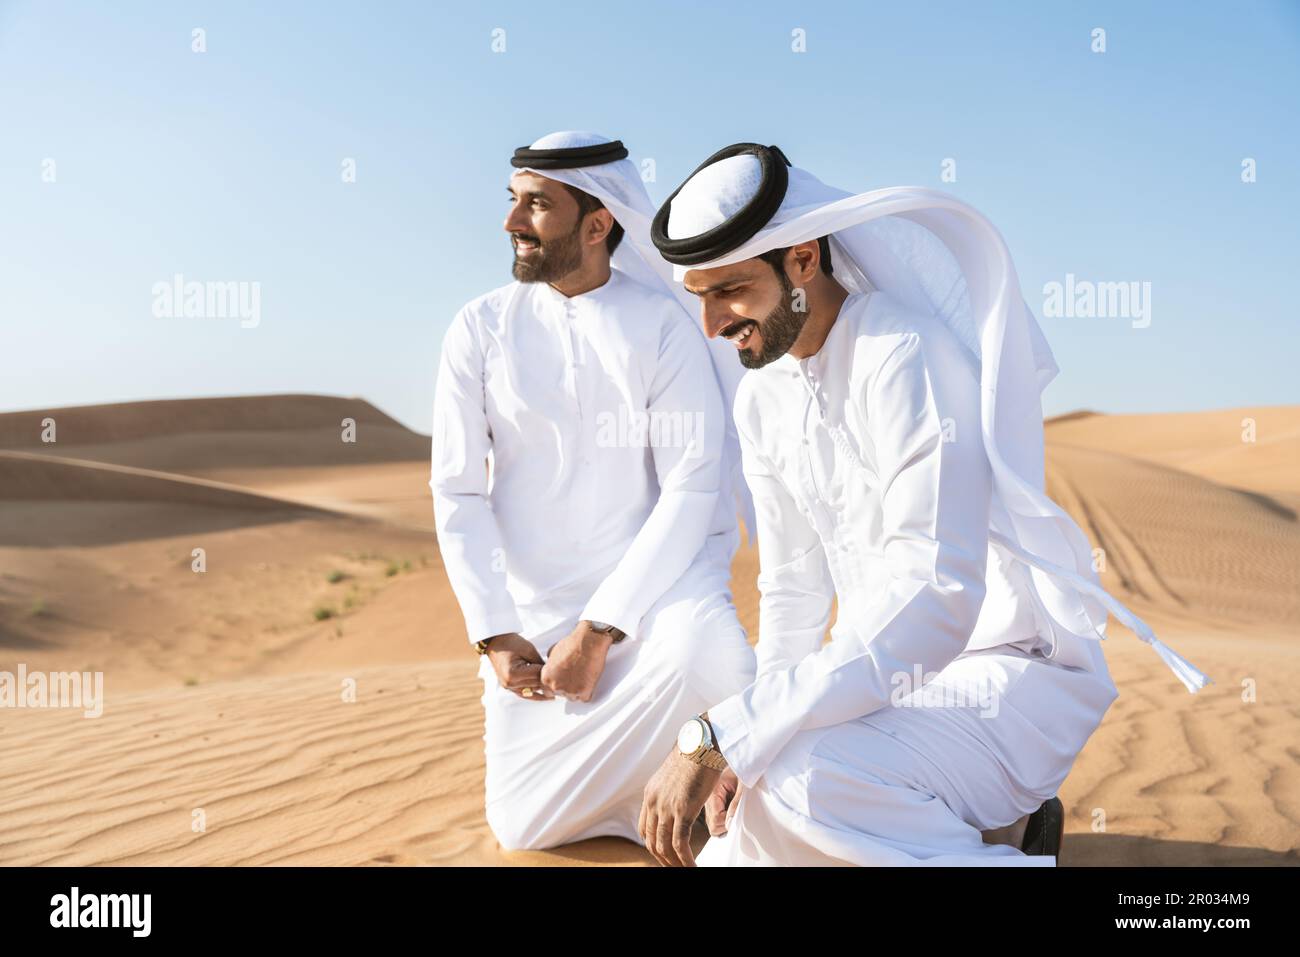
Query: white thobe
[
  {"left": 699, "top": 288, "right": 1119, "bottom": 866},
  {"left": 430, "top": 268, "right": 756, "bottom": 850}
]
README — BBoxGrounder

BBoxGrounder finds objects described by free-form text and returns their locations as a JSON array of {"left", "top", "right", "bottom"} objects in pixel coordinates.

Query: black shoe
[{"left": 1019, "top": 796, "right": 1064, "bottom": 857}]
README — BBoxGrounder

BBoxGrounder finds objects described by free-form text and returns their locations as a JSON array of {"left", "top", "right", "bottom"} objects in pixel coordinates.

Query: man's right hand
[{"left": 484, "top": 633, "right": 552, "bottom": 701}]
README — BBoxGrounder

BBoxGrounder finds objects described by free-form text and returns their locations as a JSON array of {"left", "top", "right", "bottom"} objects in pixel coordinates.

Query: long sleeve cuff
[
  {"left": 464, "top": 609, "right": 525, "bottom": 648},
  {"left": 705, "top": 693, "right": 760, "bottom": 787}
]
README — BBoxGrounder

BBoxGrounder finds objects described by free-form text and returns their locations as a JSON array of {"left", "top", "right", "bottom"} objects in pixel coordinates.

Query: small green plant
[
  {"left": 29, "top": 598, "right": 48, "bottom": 617},
  {"left": 313, "top": 606, "right": 335, "bottom": 621},
  {"left": 401, "top": 560, "right": 412, "bottom": 573},
  {"left": 327, "top": 570, "right": 346, "bottom": 584},
  {"left": 385, "top": 562, "right": 400, "bottom": 577}
]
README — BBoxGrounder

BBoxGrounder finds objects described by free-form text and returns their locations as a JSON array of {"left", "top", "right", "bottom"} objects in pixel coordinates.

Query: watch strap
[
  {"left": 690, "top": 746, "right": 729, "bottom": 772},
  {"left": 587, "top": 620, "right": 627, "bottom": 643},
  {"left": 681, "top": 716, "right": 728, "bottom": 771}
]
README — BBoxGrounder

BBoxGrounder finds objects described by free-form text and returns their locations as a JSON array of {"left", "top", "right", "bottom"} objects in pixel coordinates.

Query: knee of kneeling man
[
  {"left": 653, "top": 607, "right": 750, "bottom": 686},
  {"left": 485, "top": 802, "right": 553, "bottom": 853}
]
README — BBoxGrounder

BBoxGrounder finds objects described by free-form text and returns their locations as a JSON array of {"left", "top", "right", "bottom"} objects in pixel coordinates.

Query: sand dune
[
  {"left": 0, "top": 395, "right": 435, "bottom": 529},
  {"left": 1044, "top": 443, "right": 1299, "bottom": 628},
  {"left": 0, "top": 395, "right": 429, "bottom": 479},
  {"left": 1046, "top": 405, "right": 1300, "bottom": 499},
  {"left": 0, "top": 394, "right": 423, "bottom": 450},
  {"left": 0, "top": 450, "right": 336, "bottom": 512},
  {"left": 0, "top": 395, "right": 1296, "bottom": 866}
]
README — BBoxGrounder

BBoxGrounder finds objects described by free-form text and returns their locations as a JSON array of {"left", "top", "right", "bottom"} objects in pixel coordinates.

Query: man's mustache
[{"left": 719, "top": 318, "right": 757, "bottom": 340}]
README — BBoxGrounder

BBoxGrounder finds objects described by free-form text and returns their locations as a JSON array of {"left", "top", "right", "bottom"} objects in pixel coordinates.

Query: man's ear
[
  {"left": 789, "top": 240, "right": 822, "bottom": 284},
  {"left": 585, "top": 208, "right": 614, "bottom": 248}
]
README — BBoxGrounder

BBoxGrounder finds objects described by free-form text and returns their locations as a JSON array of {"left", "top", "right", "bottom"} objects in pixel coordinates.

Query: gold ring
[{"left": 521, "top": 687, "right": 533, "bottom": 698}]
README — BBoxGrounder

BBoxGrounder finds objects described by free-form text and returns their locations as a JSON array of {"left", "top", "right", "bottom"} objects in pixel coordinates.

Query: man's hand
[
  {"left": 539, "top": 621, "right": 614, "bottom": 702},
  {"left": 704, "top": 767, "right": 742, "bottom": 837},
  {"left": 638, "top": 750, "right": 722, "bottom": 867},
  {"left": 485, "top": 633, "right": 552, "bottom": 701}
]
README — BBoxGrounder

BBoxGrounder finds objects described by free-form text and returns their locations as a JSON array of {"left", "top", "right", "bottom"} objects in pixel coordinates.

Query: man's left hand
[
  {"left": 638, "top": 750, "right": 722, "bottom": 867},
  {"left": 539, "top": 622, "right": 614, "bottom": 702}
]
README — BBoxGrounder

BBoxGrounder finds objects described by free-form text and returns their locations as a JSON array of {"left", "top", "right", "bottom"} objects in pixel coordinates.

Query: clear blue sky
[{"left": 2, "top": 0, "right": 1297, "bottom": 433}]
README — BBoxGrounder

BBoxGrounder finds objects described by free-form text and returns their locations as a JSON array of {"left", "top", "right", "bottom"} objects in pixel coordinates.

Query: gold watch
[{"left": 677, "top": 714, "right": 727, "bottom": 771}]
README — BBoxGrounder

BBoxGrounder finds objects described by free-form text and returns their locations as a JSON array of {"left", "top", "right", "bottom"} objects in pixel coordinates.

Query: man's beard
[
  {"left": 724, "top": 269, "right": 809, "bottom": 370},
  {"left": 510, "top": 221, "right": 584, "bottom": 283}
]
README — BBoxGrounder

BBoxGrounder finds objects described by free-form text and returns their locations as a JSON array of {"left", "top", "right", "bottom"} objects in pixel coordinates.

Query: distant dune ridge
[
  {"left": 0, "top": 395, "right": 431, "bottom": 480},
  {"left": 0, "top": 450, "right": 332, "bottom": 510},
  {"left": 0, "top": 394, "right": 1296, "bottom": 866},
  {"left": 0, "top": 394, "right": 420, "bottom": 447}
]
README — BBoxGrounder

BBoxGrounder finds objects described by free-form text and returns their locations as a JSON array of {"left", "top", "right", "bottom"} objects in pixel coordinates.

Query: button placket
[{"left": 558, "top": 301, "right": 582, "bottom": 418}]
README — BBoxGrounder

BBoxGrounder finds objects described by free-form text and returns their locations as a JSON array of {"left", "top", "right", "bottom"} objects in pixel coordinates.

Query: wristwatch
[
  {"left": 586, "top": 620, "right": 626, "bottom": 643},
  {"left": 475, "top": 636, "right": 497, "bottom": 655},
  {"left": 677, "top": 714, "right": 728, "bottom": 771}
]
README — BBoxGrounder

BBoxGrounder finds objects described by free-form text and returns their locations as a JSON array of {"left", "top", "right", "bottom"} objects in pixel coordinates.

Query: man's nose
[
  {"left": 503, "top": 203, "right": 528, "bottom": 233},
  {"left": 701, "top": 303, "right": 729, "bottom": 339}
]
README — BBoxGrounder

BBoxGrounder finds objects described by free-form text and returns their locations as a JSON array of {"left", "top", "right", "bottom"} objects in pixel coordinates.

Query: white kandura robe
[
  {"left": 431, "top": 267, "right": 756, "bottom": 850},
  {"left": 698, "top": 289, "right": 1120, "bottom": 866}
]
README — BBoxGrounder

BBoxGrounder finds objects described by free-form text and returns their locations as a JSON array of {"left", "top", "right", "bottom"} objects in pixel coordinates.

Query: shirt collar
[
  {"left": 530, "top": 267, "right": 622, "bottom": 307},
  {"left": 773, "top": 289, "right": 866, "bottom": 376}
]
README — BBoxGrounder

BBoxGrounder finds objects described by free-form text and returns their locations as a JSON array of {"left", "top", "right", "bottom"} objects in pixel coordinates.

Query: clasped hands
[{"left": 484, "top": 621, "right": 615, "bottom": 702}]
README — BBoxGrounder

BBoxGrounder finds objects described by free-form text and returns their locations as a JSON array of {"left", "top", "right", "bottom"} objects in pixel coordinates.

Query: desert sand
[{"left": 0, "top": 396, "right": 1296, "bottom": 866}]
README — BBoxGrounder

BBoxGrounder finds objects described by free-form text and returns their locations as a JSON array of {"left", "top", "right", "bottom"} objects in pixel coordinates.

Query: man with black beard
[
  {"left": 429, "top": 132, "right": 756, "bottom": 852},
  {"left": 508, "top": 178, "right": 622, "bottom": 283},
  {"left": 636, "top": 143, "right": 1208, "bottom": 867},
  {"left": 711, "top": 238, "right": 834, "bottom": 369}
]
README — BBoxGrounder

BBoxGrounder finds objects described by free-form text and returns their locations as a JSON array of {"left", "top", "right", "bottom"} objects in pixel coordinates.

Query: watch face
[{"left": 677, "top": 718, "right": 705, "bottom": 754}]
